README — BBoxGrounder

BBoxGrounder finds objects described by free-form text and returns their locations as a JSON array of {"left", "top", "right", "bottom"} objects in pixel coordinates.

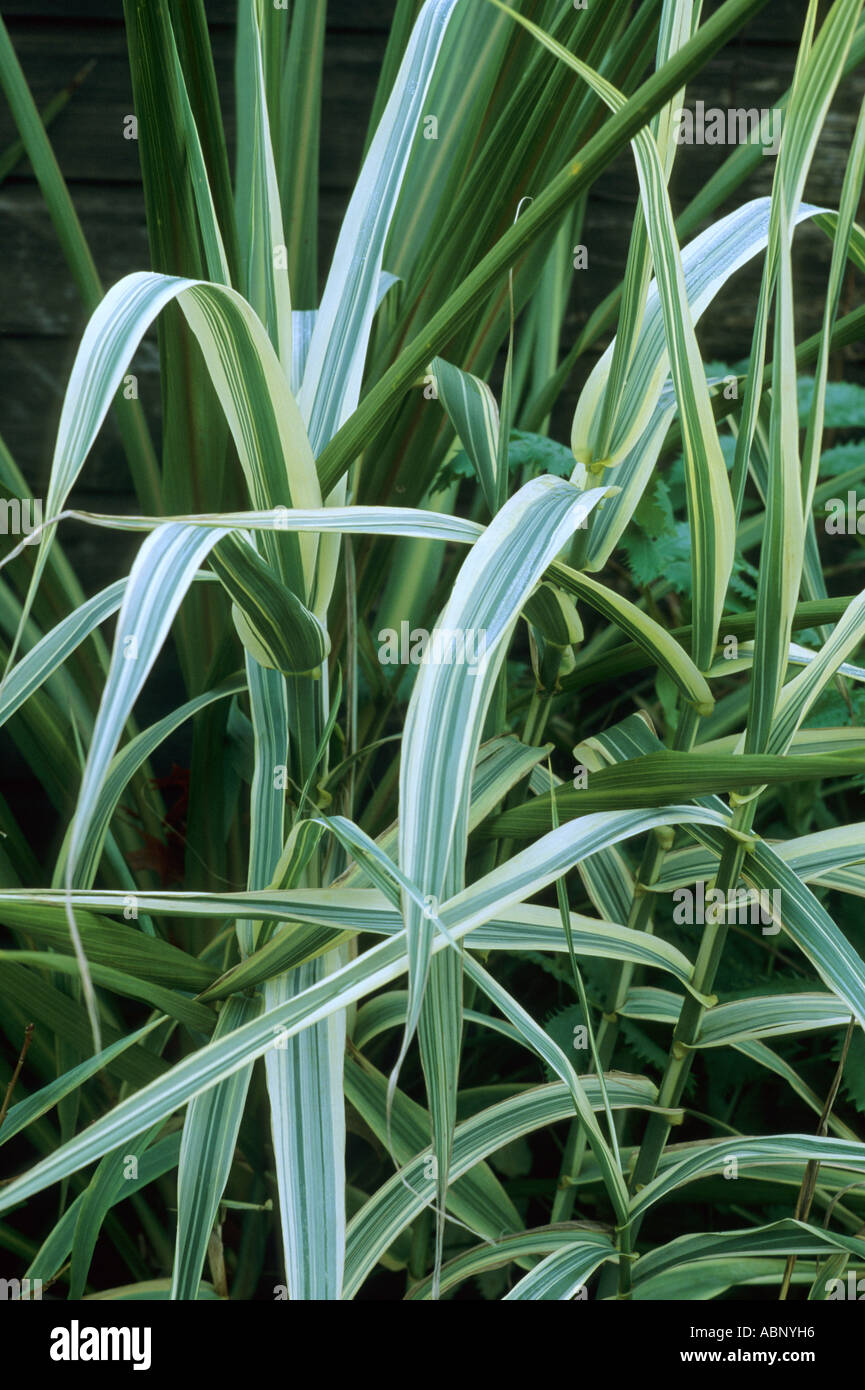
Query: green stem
[
  {"left": 551, "top": 702, "right": 701, "bottom": 1227},
  {"left": 615, "top": 809, "right": 757, "bottom": 1295}
]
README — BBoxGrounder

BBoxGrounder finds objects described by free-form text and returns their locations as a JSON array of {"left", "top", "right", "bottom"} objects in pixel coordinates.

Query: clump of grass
[{"left": 1, "top": 0, "right": 865, "bottom": 1304}]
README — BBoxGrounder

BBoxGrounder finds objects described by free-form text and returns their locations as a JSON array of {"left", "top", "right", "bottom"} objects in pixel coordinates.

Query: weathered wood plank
[
  {"left": 10, "top": 5, "right": 859, "bottom": 187},
  {"left": 0, "top": 23, "right": 388, "bottom": 188},
  {"left": 0, "top": 1, "right": 396, "bottom": 30},
  {"left": 0, "top": 184, "right": 348, "bottom": 337},
  {"left": 0, "top": 0, "right": 813, "bottom": 42}
]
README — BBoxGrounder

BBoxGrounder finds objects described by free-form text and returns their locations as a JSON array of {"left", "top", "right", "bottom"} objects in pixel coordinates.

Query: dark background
[
  {"left": 1, "top": 3, "right": 864, "bottom": 1297},
  {"left": 0, "top": 0, "right": 862, "bottom": 590}
]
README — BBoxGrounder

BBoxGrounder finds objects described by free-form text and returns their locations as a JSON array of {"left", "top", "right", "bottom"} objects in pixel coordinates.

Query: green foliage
[
  {"left": 1, "top": 0, "right": 865, "bottom": 1305},
  {"left": 799, "top": 375, "right": 865, "bottom": 429},
  {"left": 838, "top": 1030, "right": 865, "bottom": 1115},
  {"left": 623, "top": 474, "right": 759, "bottom": 604},
  {"left": 437, "top": 427, "right": 576, "bottom": 490}
]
